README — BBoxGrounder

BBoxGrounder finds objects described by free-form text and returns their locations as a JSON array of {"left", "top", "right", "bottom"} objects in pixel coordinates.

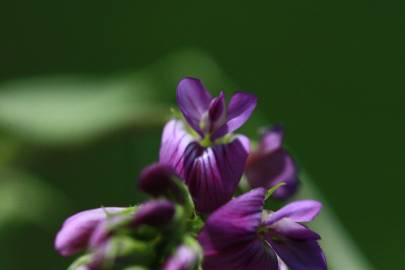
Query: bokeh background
[{"left": 0, "top": 1, "right": 401, "bottom": 269}]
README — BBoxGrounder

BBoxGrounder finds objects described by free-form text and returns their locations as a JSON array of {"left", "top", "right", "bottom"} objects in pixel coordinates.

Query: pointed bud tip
[{"left": 139, "top": 163, "right": 178, "bottom": 196}]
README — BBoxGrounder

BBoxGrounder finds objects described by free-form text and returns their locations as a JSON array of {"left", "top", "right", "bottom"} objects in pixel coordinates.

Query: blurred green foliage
[{"left": 0, "top": 1, "right": 401, "bottom": 269}]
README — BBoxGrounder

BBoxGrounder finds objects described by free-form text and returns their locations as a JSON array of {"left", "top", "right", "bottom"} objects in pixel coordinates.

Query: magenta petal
[
  {"left": 266, "top": 200, "right": 322, "bottom": 226},
  {"left": 55, "top": 207, "right": 124, "bottom": 256},
  {"left": 268, "top": 218, "right": 320, "bottom": 240},
  {"left": 162, "top": 245, "right": 198, "bottom": 270},
  {"left": 159, "top": 119, "right": 250, "bottom": 213},
  {"left": 211, "top": 91, "right": 257, "bottom": 140},
  {"left": 202, "top": 239, "right": 278, "bottom": 270},
  {"left": 176, "top": 77, "right": 212, "bottom": 136},
  {"left": 268, "top": 237, "right": 327, "bottom": 270},
  {"left": 246, "top": 149, "right": 299, "bottom": 199},
  {"left": 198, "top": 188, "right": 265, "bottom": 251}
]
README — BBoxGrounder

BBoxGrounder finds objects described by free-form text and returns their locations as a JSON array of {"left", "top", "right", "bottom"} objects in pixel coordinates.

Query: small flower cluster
[{"left": 55, "top": 77, "right": 327, "bottom": 270}]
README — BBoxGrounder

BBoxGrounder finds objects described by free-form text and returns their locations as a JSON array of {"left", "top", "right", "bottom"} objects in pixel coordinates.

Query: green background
[{"left": 0, "top": 1, "right": 401, "bottom": 269}]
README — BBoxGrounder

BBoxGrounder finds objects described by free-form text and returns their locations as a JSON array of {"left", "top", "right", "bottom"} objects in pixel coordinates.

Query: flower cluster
[{"left": 55, "top": 77, "right": 326, "bottom": 270}]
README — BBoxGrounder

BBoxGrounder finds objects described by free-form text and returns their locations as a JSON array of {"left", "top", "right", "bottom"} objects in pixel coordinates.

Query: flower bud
[
  {"left": 55, "top": 207, "right": 125, "bottom": 256},
  {"left": 132, "top": 199, "right": 175, "bottom": 228},
  {"left": 245, "top": 125, "right": 299, "bottom": 199},
  {"left": 139, "top": 163, "right": 195, "bottom": 216},
  {"left": 139, "top": 163, "right": 184, "bottom": 203},
  {"left": 89, "top": 200, "right": 175, "bottom": 248}
]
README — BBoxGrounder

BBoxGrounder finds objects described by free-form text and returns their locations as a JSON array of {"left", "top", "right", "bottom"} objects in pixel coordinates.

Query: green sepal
[
  {"left": 67, "top": 254, "right": 92, "bottom": 270},
  {"left": 171, "top": 177, "right": 195, "bottom": 218},
  {"left": 183, "top": 236, "right": 203, "bottom": 270},
  {"left": 106, "top": 235, "right": 156, "bottom": 267},
  {"left": 170, "top": 107, "right": 182, "bottom": 119},
  {"left": 265, "top": 182, "right": 286, "bottom": 201},
  {"left": 190, "top": 215, "right": 204, "bottom": 235}
]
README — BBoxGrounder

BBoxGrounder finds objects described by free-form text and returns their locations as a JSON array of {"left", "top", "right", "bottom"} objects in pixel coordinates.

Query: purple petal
[
  {"left": 198, "top": 188, "right": 265, "bottom": 251},
  {"left": 132, "top": 199, "right": 175, "bottom": 227},
  {"left": 211, "top": 92, "right": 257, "bottom": 140},
  {"left": 87, "top": 242, "right": 110, "bottom": 270},
  {"left": 176, "top": 77, "right": 212, "bottom": 136},
  {"left": 246, "top": 149, "right": 299, "bottom": 199},
  {"left": 207, "top": 91, "right": 227, "bottom": 133},
  {"left": 159, "top": 119, "right": 195, "bottom": 175},
  {"left": 159, "top": 119, "right": 250, "bottom": 213},
  {"left": 88, "top": 219, "right": 113, "bottom": 249},
  {"left": 278, "top": 258, "right": 289, "bottom": 270},
  {"left": 259, "top": 124, "right": 284, "bottom": 153},
  {"left": 202, "top": 239, "right": 278, "bottom": 270},
  {"left": 55, "top": 207, "right": 124, "bottom": 256},
  {"left": 184, "top": 135, "right": 250, "bottom": 213},
  {"left": 88, "top": 214, "right": 131, "bottom": 249},
  {"left": 268, "top": 218, "right": 320, "bottom": 240},
  {"left": 266, "top": 200, "right": 322, "bottom": 226},
  {"left": 268, "top": 237, "right": 327, "bottom": 270},
  {"left": 162, "top": 245, "right": 198, "bottom": 270}
]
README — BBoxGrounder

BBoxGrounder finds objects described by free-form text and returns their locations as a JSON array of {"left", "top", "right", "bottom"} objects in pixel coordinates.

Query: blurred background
[{"left": 0, "top": 1, "right": 401, "bottom": 269}]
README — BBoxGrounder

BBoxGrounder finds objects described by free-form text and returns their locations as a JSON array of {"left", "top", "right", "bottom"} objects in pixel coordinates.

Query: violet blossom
[
  {"left": 198, "top": 188, "right": 326, "bottom": 270},
  {"left": 245, "top": 125, "right": 299, "bottom": 199},
  {"left": 159, "top": 77, "right": 256, "bottom": 213}
]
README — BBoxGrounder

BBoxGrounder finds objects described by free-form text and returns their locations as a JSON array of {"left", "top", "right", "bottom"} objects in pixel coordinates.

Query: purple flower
[
  {"left": 176, "top": 77, "right": 257, "bottom": 141},
  {"left": 160, "top": 77, "right": 256, "bottom": 213},
  {"left": 55, "top": 207, "right": 125, "bottom": 256},
  {"left": 198, "top": 188, "right": 326, "bottom": 270},
  {"left": 162, "top": 245, "right": 199, "bottom": 270},
  {"left": 245, "top": 125, "right": 299, "bottom": 199}
]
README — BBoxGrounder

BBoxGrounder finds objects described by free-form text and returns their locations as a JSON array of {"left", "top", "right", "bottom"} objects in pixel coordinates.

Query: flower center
[{"left": 199, "top": 134, "right": 212, "bottom": 148}]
